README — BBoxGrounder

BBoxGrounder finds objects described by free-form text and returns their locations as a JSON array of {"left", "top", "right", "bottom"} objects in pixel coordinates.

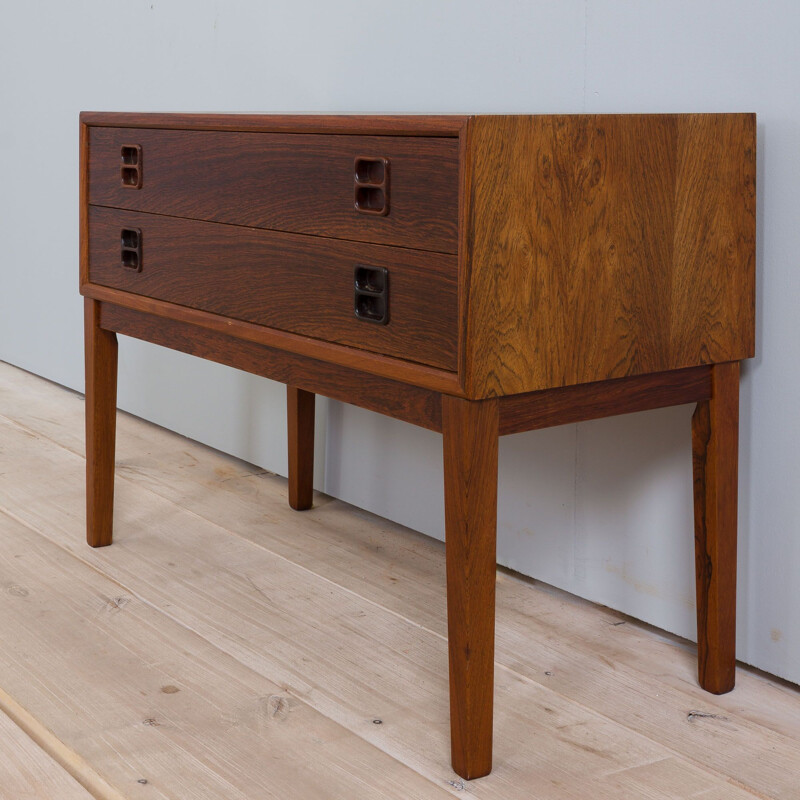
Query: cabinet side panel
[
  {"left": 672, "top": 115, "right": 756, "bottom": 366},
  {"left": 464, "top": 114, "right": 756, "bottom": 397}
]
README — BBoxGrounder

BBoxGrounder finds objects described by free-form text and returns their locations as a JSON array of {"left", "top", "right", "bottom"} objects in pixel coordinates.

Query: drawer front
[
  {"left": 88, "top": 127, "right": 459, "bottom": 253},
  {"left": 88, "top": 207, "right": 458, "bottom": 371}
]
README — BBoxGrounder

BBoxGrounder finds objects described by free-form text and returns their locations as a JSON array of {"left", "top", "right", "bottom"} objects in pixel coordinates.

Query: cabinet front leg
[
  {"left": 442, "top": 395, "right": 499, "bottom": 780},
  {"left": 287, "top": 385, "right": 315, "bottom": 510},
  {"left": 692, "top": 361, "right": 740, "bottom": 694},
  {"left": 84, "top": 298, "right": 118, "bottom": 548}
]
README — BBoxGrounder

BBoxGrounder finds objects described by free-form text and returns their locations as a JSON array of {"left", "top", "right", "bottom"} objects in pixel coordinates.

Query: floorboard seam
[{"left": 0, "top": 684, "right": 130, "bottom": 800}]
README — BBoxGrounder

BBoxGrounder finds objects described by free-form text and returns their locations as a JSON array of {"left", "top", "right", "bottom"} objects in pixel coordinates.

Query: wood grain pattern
[
  {"left": 88, "top": 207, "right": 458, "bottom": 371},
  {"left": 672, "top": 117, "right": 757, "bottom": 365},
  {"left": 80, "top": 111, "right": 469, "bottom": 137},
  {"left": 499, "top": 365, "right": 712, "bottom": 435},
  {"left": 287, "top": 386, "right": 315, "bottom": 510},
  {"left": 83, "top": 283, "right": 462, "bottom": 395},
  {"left": 88, "top": 127, "right": 459, "bottom": 253},
  {"left": 84, "top": 298, "right": 117, "bottom": 548},
  {"left": 463, "top": 114, "right": 756, "bottom": 398},
  {"left": 442, "top": 396, "right": 499, "bottom": 779},
  {"left": 99, "top": 303, "right": 443, "bottom": 432},
  {"left": 692, "top": 361, "right": 740, "bottom": 694}
]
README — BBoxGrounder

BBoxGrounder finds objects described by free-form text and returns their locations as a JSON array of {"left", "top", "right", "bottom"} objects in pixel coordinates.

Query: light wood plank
[
  {"left": 604, "top": 758, "right": 757, "bottom": 800},
  {"left": 0, "top": 708, "right": 96, "bottom": 800},
  {"left": 0, "top": 507, "right": 454, "bottom": 800},
  {"left": 0, "top": 394, "right": 766, "bottom": 798}
]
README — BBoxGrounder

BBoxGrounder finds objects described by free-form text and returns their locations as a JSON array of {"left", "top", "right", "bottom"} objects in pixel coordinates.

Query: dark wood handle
[
  {"left": 120, "top": 228, "right": 142, "bottom": 272},
  {"left": 354, "top": 156, "right": 389, "bottom": 215},
  {"left": 120, "top": 144, "right": 142, "bottom": 188}
]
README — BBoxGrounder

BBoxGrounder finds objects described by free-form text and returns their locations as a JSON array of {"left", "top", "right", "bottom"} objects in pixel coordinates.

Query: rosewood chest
[{"left": 80, "top": 112, "right": 756, "bottom": 780}]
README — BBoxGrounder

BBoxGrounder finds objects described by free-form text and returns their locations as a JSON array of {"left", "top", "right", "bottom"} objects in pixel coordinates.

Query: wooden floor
[{"left": 0, "top": 362, "right": 799, "bottom": 799}]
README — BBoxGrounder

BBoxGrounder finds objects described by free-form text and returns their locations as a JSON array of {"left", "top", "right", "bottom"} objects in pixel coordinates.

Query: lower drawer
[{"left": 87, "top": 207, "right": 458, "bottom": 371}]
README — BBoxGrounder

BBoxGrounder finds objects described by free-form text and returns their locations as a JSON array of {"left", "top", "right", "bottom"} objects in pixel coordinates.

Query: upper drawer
[{"left": 88, "top": 127, "right": 460, "bottom": 253}]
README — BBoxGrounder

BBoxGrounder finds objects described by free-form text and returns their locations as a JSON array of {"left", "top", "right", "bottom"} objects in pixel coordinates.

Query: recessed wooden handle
[
  {"left": 354, "top": 265, "right": 389, "bottom": 324},
  {"left": 120, "top": 228, "right": 142, "bottom": 271},
  {"left": 354, "top": 157, "right": 389, "bottom": 216},
  {"left": 120, "top": 144, "right": 142, "bottom": 189}
]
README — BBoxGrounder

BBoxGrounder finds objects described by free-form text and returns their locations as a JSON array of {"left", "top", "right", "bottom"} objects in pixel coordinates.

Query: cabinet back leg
[
  {"left": 287, "top": 386, "right": 315, "bottom": 510},
  {"left": 85, "top": 298, "right": 118, "bottom": 548},
  {"left": 442, "top": 396, "right": 498, "bottom": 780},
  {"left": 692, "top": 361, "right": 740, "bottom": 694}
]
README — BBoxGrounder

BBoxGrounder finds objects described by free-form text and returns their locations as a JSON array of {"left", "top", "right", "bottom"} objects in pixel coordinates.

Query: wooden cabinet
[{"left": 80, "top": 112, "right": 756, "bottom": 781}]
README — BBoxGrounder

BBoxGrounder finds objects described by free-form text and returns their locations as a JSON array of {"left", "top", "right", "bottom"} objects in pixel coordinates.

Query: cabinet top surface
[
  {"left": 79, "top": 112, "right": 471, "bottom": 136},
  {"left": 79, "top": 111, "right": 754, "bottom": 137}
]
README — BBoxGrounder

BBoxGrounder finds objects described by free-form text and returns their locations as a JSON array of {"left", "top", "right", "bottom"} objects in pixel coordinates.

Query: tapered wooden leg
[
  {"left": 84, "top": 298, "right": 118, "bottom": 548},
  {"left": 442, "top": 396, "right": 499, "bottom": 780},
  {"left": 692, "top": 361, "right": 740, "bottom": 694},
  {"left": 287, "top": 385, "right": 315, "bottom": 511}
]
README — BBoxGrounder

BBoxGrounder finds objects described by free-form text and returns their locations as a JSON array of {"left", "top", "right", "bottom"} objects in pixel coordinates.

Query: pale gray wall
[{"left": 1, "top": 0, "right": 798, "bottom": 684}]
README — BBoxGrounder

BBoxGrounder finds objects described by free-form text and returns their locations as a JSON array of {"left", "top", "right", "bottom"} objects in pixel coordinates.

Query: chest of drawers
[{"left": 80, "top": 112, "right": 755, "bottom": 780}]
